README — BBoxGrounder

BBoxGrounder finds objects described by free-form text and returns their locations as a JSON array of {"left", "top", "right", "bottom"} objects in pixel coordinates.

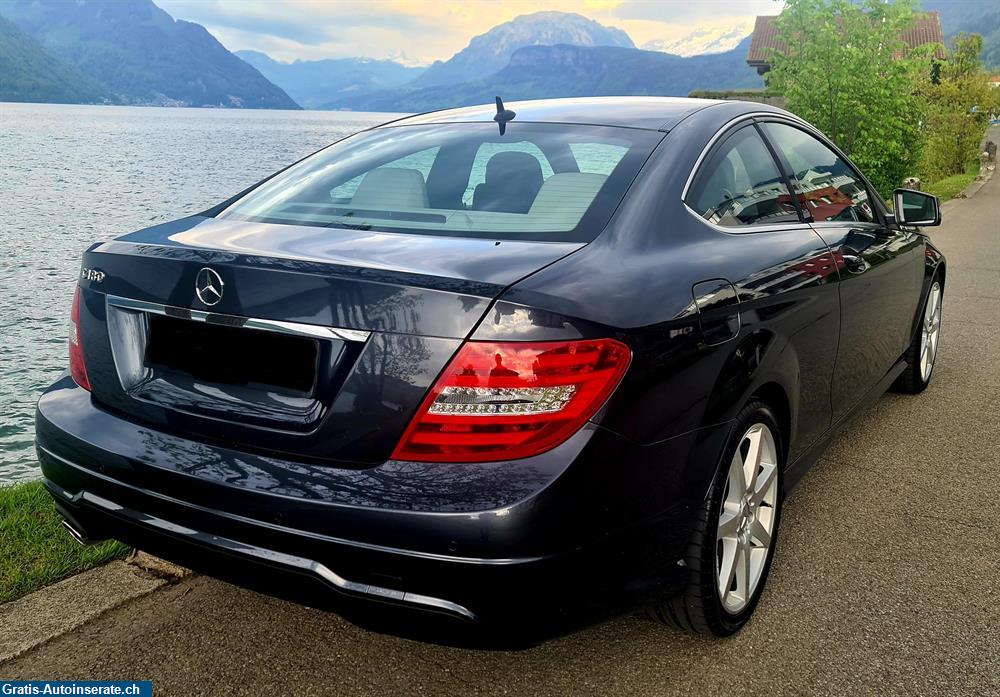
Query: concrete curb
[
  {"left": 125, "top": 550, "right": 192, "bottom": 580},
  {"left": 940, "top": 167, "right": 994, "bottom": 207},
  {"left": 955, "top": 167, "right": 994, "bottom": 201},
  {"left": 0, "top": 556, "right": 189, "bottom": 663},
  {"left": 944, "top": 125, "right": 998, "bottom": 204}
]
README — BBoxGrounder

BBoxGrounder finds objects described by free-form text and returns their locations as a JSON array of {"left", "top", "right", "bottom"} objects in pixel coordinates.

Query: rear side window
[
  {"left": 219, "top": 123, "right": 662, "bottom": 242},
  {"left": 759, "top": 122, "right": 876, "bottom": 224},
  {"left": 687, "top": 125, "right": 799, "bottom": 228}
]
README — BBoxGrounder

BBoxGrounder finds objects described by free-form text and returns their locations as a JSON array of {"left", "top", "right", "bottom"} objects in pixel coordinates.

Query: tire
[
  {"left": 894, "top": 277, "right": 943, "bottom": 394},
  {"left": 649, "top": 400, "right": 783, "bottom": 636}
]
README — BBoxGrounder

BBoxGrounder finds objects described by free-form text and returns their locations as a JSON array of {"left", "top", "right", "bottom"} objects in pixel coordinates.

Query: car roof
[{"left": 377, "top": 96, "right": 770, "bottom": 132}]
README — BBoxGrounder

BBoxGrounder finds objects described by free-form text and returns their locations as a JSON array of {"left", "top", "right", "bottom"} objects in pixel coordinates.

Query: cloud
[
  {"left": 158, "top": 0, "right": 457, "bottom": 62},
  {"left": 591, "top": 0, "right": 782, "bottom": 48},
  {"left": 156, "top": 0, "right": 780, "bottom": 64},
  {"left": 611, "top": 0, "right": 779, "bottom": 23}
]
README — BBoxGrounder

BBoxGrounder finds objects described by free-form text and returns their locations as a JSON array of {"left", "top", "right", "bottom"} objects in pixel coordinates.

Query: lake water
[{"left": 0, "top": 103, "right": 396, "bottom": 485}]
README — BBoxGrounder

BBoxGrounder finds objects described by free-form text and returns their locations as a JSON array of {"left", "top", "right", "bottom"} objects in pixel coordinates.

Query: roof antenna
[{"left": 493, "top": 96, "right": 516, "bottom": 135}]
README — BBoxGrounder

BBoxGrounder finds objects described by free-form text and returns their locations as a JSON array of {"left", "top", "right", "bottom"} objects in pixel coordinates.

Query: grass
[
  {"left": 922, "top": 161, "right": 981, "bottom": 202},
  {"left": 0, "top": 481, "right": 129, "bottom": 604}
]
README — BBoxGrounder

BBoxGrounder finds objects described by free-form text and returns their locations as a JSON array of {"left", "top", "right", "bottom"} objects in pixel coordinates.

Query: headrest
[
  {"left": 351, "top": 167, "right": 429, "bottom": 209},
  {"left": 485, "top": 152, "right": 543, "bottom": 183}
]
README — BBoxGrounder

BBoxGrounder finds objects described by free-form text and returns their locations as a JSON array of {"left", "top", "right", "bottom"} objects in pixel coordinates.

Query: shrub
[
  {"left": 766, "top": 0, "right": 934, "bottom": 197},
  {"left": 919, "top": 34, "right": 994, "bottom": 181}
]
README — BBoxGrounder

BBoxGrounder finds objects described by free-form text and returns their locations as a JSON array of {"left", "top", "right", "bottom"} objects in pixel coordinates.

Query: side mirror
[{"left": 893, "top": 188, "right": 941, "bottom": 227}]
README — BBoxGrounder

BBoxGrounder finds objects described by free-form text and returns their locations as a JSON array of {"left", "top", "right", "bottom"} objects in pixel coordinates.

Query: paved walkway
[{"left": 4, "top": 147, "right": 999, "bottom": 696}]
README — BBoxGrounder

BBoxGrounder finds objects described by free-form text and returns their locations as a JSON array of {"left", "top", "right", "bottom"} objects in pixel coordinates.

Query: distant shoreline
[{"left": 0, "top": 101, "right": 408, "bottom": 115}]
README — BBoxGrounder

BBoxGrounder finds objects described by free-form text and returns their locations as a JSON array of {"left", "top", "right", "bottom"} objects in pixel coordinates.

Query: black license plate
[{"left": 145, "top": 314, "right": 319, "bottom": 394}]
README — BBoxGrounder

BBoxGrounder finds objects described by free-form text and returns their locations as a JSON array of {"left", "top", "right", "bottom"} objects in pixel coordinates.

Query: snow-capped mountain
[
  {"left": 413, "top": 11, "right": 634, "bottom": 87},
  {"left": 643, "top": 21, "right": 754, "bottom": 57},
  {"left": 384, "top": 51, "right": 428, "bottom": 69}
]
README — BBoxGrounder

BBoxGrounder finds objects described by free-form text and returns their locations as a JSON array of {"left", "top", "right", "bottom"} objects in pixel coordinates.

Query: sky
[{"left": 155, "top": 0, "right": 781, "bottom": 65}]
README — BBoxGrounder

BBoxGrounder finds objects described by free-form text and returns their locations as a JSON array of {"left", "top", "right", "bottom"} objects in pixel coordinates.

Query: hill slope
[
  {"left": 236, "top": 50, "right": 423, "bottom": 109},
  {"left": 413, "top": 11, "right": 634, "bottom": 87},
  {"left": 924, "top": 0, "right": 1000, "bottom": 68},
  {"left": 0, "top": 0, "right": 299, "bottom": 108},
  {"left": 0, "top": 15, "right": 111, "bottom": 104},
  {"left": 331, "top": 38, "right": 763, "bottom": 112}
]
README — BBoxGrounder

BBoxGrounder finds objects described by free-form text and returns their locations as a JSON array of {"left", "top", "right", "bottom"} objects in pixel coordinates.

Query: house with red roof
[{"left": 747, "top": 11, "right": 946, "bottom": 76}]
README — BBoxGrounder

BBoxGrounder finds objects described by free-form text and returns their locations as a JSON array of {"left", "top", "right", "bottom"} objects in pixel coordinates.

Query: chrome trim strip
[
  {"left": 680, "top": 200, "right": 814, "bottom": 236},
  {"left": 106, "top": 295, "right": 370, "bottom": 343},
  {"left": 45, "top": 477, "right": 477, "bottom": 622},
  {"left": 808, "top": 220, "right": 885, "bottom": 230},
  {"left": 61, "top": 520, "right": 94, "bottom": 546}
]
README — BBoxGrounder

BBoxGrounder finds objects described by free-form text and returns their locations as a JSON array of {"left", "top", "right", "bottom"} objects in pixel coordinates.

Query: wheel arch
[
  {"left": 934, "top": 260, "right": 946, "bottom": 287},
  {"left": 697, "top": 327, "right": 801, "bottom": 464},
  {"left": 748, "top": 382, "right": 791, "bottom": 465},
  {"left": 908, "top": 248, "right": 946, "bottom": 342}
]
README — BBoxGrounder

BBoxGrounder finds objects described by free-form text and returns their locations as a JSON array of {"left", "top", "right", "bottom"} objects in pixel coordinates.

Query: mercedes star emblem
[{"left": 195, "top": 267, "right": 224, "bottom": 306}]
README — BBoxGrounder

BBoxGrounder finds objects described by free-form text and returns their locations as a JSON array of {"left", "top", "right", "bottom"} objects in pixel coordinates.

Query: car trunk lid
[{"left": 76, "top": 216, "right": 583, "bottom": 466}]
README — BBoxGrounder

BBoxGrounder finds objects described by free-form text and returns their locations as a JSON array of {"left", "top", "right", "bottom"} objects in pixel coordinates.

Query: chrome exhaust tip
[{"left": 61, "top": 519, "right": 96, "bottom": 546}]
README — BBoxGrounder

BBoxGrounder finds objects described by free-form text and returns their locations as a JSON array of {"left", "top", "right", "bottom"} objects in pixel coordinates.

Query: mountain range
[
  {"left": 268, "top": 5, "right": 1000, "bottom": 111},
  {"left": 328, "top": 37, "right": 763, "bottom": 112},
  {"left": 411, "top": 11, "right": 635, "bottom": 87},
  {"left": 641, "top": 21, "right": 755, "bottom": 57},
  {"left": 236, "top": 12, "right": 763, "bottom": 112},
  {"left": 924, "top": 0, "right": 1000, "bottom": 68},
  {"left": 236, "top": 51, "right": 424, "bottom": 110},
  {"left": 0, "top": 0, "right": 298, "bottom": 108},
  {"left": 2, "top": 1, "right": 997, "bottom": 111},
  {"left": 0, "top": 14, "right": 112, "bottom": 105}
]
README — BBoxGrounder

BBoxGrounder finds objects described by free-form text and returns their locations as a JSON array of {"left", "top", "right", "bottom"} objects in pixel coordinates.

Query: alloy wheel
[
  {"left": 920, "top": 282, "right": 942, "bottom": 382},
  {"left": 716, "top": 423, "right": 779, "bottom": 614}
]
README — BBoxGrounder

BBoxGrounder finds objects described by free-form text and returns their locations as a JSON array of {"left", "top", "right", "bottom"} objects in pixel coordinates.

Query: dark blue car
[{"left": 38, "top": 97, "right": 945, "bottom": 641}]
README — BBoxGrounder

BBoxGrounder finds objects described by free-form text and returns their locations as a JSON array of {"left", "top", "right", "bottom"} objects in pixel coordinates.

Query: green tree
[
  {"left": 766, "top": 0, "right": 934, "bottom": 196},
  {"left": 919, "top": 34, "right": 993, "bottom": 179}
]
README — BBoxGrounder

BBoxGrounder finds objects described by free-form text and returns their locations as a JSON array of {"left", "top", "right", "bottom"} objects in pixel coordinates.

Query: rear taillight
[
  {"left": 69, "top": 285, "right": 91, "bottom": 391},
  {"left": 392, "top": 338, "right": 631, "bottom": 463}
]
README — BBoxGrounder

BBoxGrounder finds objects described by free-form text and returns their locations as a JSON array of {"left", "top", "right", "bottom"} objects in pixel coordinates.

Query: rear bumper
[
  {"left": 43, "top": 465, "right": 478, "bottom": 623},
  {"left": 36, "top": 377, "right": 733, "bottom": 636}
]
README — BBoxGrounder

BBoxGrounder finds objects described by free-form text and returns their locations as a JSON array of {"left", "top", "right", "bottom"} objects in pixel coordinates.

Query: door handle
[{"left": 841, "top": 251, "right": 868, "bottom": 274}]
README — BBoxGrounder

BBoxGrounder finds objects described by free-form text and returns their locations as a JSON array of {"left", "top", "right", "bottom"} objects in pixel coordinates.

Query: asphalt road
[{"left": 5, "top": 150, "right": 999, "bottom": 696}]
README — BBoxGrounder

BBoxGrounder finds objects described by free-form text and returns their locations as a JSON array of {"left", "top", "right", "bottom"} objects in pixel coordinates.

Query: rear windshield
[{"left": 217, "top": 122, "right": 663, "bottom": 242}]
